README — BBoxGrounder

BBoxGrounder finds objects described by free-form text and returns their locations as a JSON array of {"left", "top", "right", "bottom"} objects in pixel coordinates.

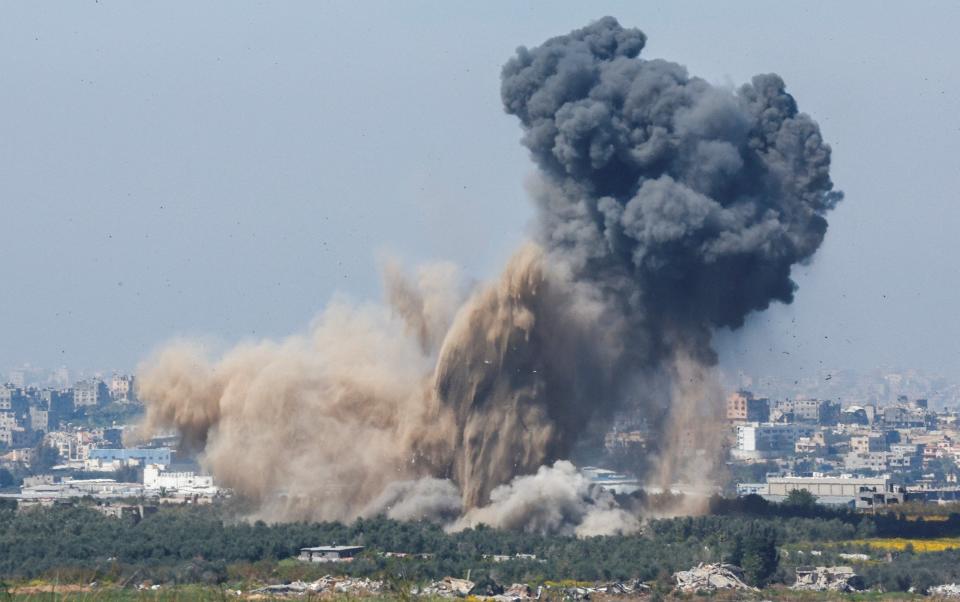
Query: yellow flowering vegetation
[{"left": 846, "top": 538, "right": 960, "bottom": 552}]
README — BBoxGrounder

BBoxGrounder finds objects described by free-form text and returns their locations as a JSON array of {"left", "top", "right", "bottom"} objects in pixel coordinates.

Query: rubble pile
[
  {"left": 412, "top": 577, "right": 476, "bottom": 598},
  {"left": 930, "top": 584, "right": 960, "bottom": 598},
  {"left": 250, "top": 575, "right": 383, "bottom": 597},
  {"left": 493, "top": 583, "right": 540, "bottom": 601},
  {"left": 572, "top": 581, "right": 650, "bottom": 600},
  {"left": 252, "top": 576, "right": 652, "bottom": 600},
  {"left": 251, "top": 581, "right": 312, "bottom": 595},
  {"left": 792, "top": 566, "right": 863, "bottom": 592},
  {"left": 673, "top": 563, "right": 755, "bottom": 593}
]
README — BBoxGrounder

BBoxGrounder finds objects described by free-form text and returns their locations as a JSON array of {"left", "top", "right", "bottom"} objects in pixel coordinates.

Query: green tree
[
  {"left": 784, "top": 488, "right": 817, "bottom": 510},
  {"left": 740, "top": 528, "right": 778, "bottom": 587}
]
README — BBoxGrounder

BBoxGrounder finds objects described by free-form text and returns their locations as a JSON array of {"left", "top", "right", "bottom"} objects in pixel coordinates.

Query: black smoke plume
[{"left": 503, "top": 16, "right": 840, "bottom": 336}]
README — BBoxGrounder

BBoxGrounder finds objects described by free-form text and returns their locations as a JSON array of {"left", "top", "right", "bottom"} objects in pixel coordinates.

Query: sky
[{"left": 1, "top": 2, "right": 959, "bottom": 381}]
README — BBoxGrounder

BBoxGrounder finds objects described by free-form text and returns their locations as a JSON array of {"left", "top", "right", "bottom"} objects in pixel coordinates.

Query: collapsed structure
[
  {"left": 673, "top": 563, "right": 756, "bottom": 593},
  {"left": 135, "top": 17, "right": 842, "bottom": 530},
  {"left": 792, "top": 566, "right": 864, "bottom": 592}
]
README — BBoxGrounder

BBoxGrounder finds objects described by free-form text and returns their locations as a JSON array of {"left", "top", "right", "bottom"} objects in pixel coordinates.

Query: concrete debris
[
  {"left": 930, "top": 584, "right": 960, "bottom": 597},
  {"left": 412, "top": 577, "right": 475, "bottom": 597},
  {"left": 673, "top": 563, "right": 756, "bottom": 593},
  {"left": 792, "top": 566, "right": 863, "bottom": 592},
  {"left": 492, "top": 583, "right": 540, "bottom": 601},
  {"left": 251, "top": 576, "right": 652, "bottom": 600},
  {"left": 135, "top": 584, "right": 162, "bottom": 591},
  {"left": 251, "top": 581, "right": 311, "bottom": 595},
  {"left": 545, "top": 580, "right": 649, "bottom": 600},
  {"left": 251, "top": 575, "right": 383, "bottom": 597}
]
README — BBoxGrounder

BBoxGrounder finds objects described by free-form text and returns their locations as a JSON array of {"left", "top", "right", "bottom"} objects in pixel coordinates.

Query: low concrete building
[
  {"left": 94, "top": 503, "right": 158, "bottom": 521},
  {"left": 298, "top": 546, "right": 365, "bottom": 562},
  {"left": 143, "top": 464, "right": 215, "bottom": 493},
  {"left": 844, "top": 451, "right": 892, "bottom": 472},
  {"left": 0, "top": 477, "right": 144, "bottom": 502}
]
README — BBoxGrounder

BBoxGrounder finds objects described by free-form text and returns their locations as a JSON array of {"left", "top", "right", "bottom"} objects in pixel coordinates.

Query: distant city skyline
[{"left": 2, "top": 3, "right": 959, "bottom": 378}]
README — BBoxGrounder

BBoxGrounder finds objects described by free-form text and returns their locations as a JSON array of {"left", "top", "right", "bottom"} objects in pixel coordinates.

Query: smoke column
[{"left": 134, "top": 17, "right": 841, "bottom": 531}]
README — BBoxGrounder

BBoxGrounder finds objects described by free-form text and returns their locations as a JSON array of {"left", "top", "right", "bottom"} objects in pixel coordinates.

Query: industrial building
[{"left": 761, "top": 474, "right": 904, "bottom": 509}]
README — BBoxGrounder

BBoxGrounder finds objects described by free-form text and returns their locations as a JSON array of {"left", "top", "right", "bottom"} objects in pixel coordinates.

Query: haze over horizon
[{"left": 2, "top": 2, "right": 959, "bottom": 381}]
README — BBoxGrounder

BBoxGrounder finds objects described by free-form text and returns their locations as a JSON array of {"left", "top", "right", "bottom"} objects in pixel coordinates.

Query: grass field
[{"left": 1, "top": 586, "right": 238, "bottom": 601}]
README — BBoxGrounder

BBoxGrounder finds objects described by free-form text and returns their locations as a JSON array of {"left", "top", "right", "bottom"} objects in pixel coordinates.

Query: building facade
[
  {"left": 735, "top": 423, "right": 816, "bottom": 458},
  {"left": 726, "top": 391, "right": 770, "bottom": 422},
  {"left": 73, "top": 379, "right": 109, "bottom": 408},
  {"left": 88, "top": 448, "right": 172, "bottom": 465}
]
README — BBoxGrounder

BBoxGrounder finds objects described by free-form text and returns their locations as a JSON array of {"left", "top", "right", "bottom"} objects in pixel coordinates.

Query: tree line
[{"left": 1, "top": 496, "right": 959, "bottom": 592}]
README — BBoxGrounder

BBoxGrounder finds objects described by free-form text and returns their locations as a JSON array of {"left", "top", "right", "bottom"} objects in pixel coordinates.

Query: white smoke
[{"left": 449, "top": 461, "right": 640, "bottom": 536}]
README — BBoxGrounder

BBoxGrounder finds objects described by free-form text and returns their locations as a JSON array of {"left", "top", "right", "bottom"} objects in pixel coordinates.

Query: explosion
[{"left": 134, "top": 17, "right": 841, "bottom": 533}]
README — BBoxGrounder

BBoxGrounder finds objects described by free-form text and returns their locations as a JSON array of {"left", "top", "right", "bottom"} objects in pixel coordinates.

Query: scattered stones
[
  {"left": 673, "top": 563, "right": 755, "bottom": 593},
  {"left": 930, "top": 583, "right": 960, "bottom": 597},
  {"left": 546, "top": 579, "right": 649, "bottom": 600},
  {"left": 250, "top": 575, "right": 383, "bottom": 597}
]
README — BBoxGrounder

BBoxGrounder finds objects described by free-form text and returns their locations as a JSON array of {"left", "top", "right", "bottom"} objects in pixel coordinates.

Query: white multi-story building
[
  {"left": 0, "top": 385, "right": 26, "bottom": 411},
  {"left": 109, "top": 375, "right": 136, "bottom": 401},
  {"left": 0, "top": 409, "right": 31, "bottom": 448},
  {"left": 735, "top": 423, "right": 816, "bottom": 459}
]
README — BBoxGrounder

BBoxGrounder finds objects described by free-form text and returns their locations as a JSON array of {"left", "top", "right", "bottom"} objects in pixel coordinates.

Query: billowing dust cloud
[{"left": 134, "top": 17, "right": 841, "bottom": 533}]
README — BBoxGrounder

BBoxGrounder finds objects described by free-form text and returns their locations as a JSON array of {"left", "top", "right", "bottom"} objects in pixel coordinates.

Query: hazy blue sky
[{"left": 2, "top": 2, "right": 959, "bottom": 380}]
